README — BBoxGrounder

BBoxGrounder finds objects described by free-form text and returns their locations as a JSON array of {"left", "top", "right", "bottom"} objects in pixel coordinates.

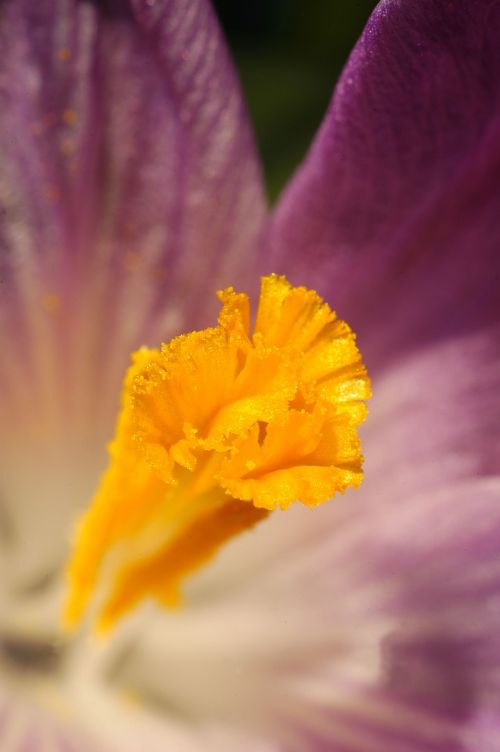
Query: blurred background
[{"left": 213, "top": 0, "right": 378, "bottom": 202}]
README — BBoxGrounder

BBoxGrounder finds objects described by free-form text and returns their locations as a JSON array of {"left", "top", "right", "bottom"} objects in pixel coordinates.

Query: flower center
[{"left": 64, "top": 275, "right": 371, "bottom": 632}]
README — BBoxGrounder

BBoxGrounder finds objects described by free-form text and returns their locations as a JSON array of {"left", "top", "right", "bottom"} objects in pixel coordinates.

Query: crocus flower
[{"left": 0, "top": 0, "right": 498, "bottom": 750}]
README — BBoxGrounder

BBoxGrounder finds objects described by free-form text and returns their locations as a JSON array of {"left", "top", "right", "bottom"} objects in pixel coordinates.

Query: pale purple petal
[
  {"left": 266, "top": 0, "right": 500, "bottom": 370},
  {"left": 364, "top": 328, "right": 500, "bottom": 500},
  {"left": 0, "top": 0, "right": 265, "bottom": 423},
  {"left": 0, "top": 0, "right": 265, "bottom": 578},
  {"left": 0, "top": 688, "right": 106, "bottom": 752},
  {"left": 358, "top": 478, "right": 500, "bottom": 752}
]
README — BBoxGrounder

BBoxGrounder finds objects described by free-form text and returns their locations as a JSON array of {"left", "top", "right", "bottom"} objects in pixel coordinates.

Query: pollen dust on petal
[
  {"left": 62, "top": 109, "right": 77, "bottom": 126},
  {"left": 41, "top": 292, "right": 61, "bottom": 314},
  {"left": 58, "top": 48, "right": 72, "bottom": 62}
]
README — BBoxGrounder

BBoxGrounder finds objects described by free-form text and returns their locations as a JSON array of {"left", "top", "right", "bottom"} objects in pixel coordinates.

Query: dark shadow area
[{"left": 213, "top": 0, "right": 379, "bottom": 200}]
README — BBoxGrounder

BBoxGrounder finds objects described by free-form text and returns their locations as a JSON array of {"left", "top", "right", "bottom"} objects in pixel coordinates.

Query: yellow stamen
[{"left": 64, "top": 275, "right": 371, "bottom": 632}]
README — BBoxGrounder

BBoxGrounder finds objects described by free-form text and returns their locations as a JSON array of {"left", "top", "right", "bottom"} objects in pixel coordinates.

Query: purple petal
[
  {"left": 266, "top": 0, "right": 500, "bottom": 371},
  {"left": 0, "top": 0, "right": 266, "bottom": 408},
  {"left": 364, "top": 326, "right": 500, "bottom": 498},
  {"left": 0, "top": 0, "right": 265, "bottom": 577},
  {"left": 361, "top": 478, "right": 500, "bottom": 750}
]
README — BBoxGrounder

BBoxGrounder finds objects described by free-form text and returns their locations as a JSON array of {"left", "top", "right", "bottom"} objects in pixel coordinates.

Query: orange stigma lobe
[{"left": 64, "top": 275, "right": 371, "bottom": 632}]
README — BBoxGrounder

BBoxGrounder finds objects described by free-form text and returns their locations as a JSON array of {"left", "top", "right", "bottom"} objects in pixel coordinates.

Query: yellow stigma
[{"left": 64, "top": 275, "right": 371, "bottom": 632}]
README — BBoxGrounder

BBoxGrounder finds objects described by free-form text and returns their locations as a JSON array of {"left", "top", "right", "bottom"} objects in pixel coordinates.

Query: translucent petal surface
[{"left": 0, "top": 0, "right": 266, "bottom": 584}]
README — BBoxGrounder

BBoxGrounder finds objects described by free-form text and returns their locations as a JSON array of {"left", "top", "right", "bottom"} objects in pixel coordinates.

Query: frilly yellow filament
[{"left": 64, "top": 275, "right": 371, "bottom": 632}]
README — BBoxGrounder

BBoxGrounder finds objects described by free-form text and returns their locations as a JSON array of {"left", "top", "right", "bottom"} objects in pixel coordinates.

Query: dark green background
[{"left": 213, "top": 1, "right": 378, "bottom": 201}]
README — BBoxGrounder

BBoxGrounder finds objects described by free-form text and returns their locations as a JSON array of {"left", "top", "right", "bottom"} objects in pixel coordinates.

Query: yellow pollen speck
[
  {"left": 123, "top": 250, "right": 143, "bottom": 272},
  {"left": 45, "top": 184, "right": 61, "bottom": 204},
  {"left": 58, "top": 47, "right": 72, "bottom": 62},
  {"left": 64, "top": 275, "right": 371, "bottom": 632},
  {"left": 41, "top": 293, "right": 61, "bottom": 314},
  {"left": 60, "top": 137, "right": 76, "bottom": 156},
  {"left": 62, "top": 109, "right": 77, "bottom": 126}
]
